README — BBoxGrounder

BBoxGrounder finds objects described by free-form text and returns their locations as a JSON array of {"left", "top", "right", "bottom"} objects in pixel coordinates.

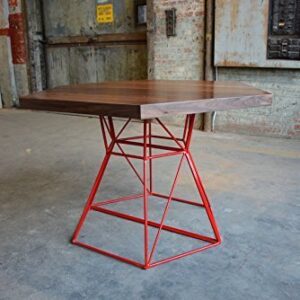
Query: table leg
[{"left": 71, "top": 115, "right": 221, "bottom": 269}]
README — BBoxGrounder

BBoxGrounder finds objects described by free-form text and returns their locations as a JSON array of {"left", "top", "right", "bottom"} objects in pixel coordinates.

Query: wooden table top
[{"left": 20, "top": 80, "right": 272, "bottom": 119}]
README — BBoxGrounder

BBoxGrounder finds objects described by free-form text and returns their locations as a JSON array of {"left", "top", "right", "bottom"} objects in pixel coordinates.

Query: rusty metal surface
[
  {"left": 25, "top": 0, "right": 47, "bottom": 92},
  {"left": 46, "top": 45, "right": 147, "bottom": 88},
  {"left": 43, "top": 0, "right": 147, "bottom": 87},
  {"left": 46, "top": 32, "right": 147, "bottom": 47},
  {"left": 0, "top": 0, "right": 17, "bottom": 107},
  {"left": 214, "top": 0, "right": 300, "bottom": 68},
  {"left": 8, "top": 0, "right": 17, "bottom": 7},
  {"left": 0, "top": 27, "right": 9, "bottom": 35},
  {"left": 43, "top": 0, "right": 144, "bottom": 37},
  {"left": 8, "top": 13, "right": 27, "bottom": 64},
  {"left": 267, "top": 0, "right": 300, "bottom": 60}
]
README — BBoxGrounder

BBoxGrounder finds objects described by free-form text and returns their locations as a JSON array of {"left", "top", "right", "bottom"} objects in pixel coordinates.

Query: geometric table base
[{"left": 72, "top": 114, "right": 221, "bottom": 269}]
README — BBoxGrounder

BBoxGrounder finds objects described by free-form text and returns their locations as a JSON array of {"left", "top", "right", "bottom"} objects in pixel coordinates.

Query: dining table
[{"left": 20, "top": 80, "right": 272, "bottom": 269}]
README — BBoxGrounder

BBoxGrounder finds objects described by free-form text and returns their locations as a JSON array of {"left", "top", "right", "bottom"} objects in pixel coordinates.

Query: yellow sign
[{"left": 97, "top": 4, "right": 114, "bottom": 23}]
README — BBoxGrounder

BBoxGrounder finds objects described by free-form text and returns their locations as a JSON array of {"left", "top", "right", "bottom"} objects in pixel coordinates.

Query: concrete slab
[{"left": 0, "top": 109, "right": 299, "bottom": 300}]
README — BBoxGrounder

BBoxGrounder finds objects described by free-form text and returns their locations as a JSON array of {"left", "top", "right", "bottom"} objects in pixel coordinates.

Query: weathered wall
[
  {"left": 25, "top": 0, "right": 47, "bottom": 92},
  {"left": 148, "top": 0, "right": 205, "bottom": 80},
  {"left": 0, "top": 0, "right": 16, "bottom": 107},
  {"left": 215, "top": 68, "right": 300, "bottom": 138},
  {"left": 213, "top": 0, "right": 300, "bottom": 139},
  {"left": 8, "top": 0, "right": 29, "bottom": 102},
  {"left": 215, "top": 0, "right": 300, "bottom": 69},
  {"left": 39, "top": 0, "right": 147, "bottom": 88},
  {"left": 147, "top": 1, "right": 300, "bottom": 138},
  {"left": 43, "top": 0, "right": 144, "bottom": 37},
  {"left": 0, "top": 0, "right": 28, "bottom": 107},
  {"left": 47, "top": 45, "right": 147, "bottom": 87},
  {"left": 147, "top": 0, "right": 205, "bottom": 126},
  {"left": 0, "top": 37, "right": 17, "bottom": 107}
]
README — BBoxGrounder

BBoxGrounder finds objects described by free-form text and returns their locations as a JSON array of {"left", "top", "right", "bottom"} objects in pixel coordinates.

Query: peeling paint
[
  {"left": 215, "top": 0, "right": 300, "bottom": 69},
  {"left": 26, "top": 0, "right": 147, "bottom": 89}
]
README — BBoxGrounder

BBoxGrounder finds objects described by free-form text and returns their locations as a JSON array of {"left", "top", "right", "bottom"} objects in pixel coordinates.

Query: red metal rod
[
  {"left": 150, "top": 150, "right": 185, "bottom": 159},
  {"left": 117, "top": 139, "right": 182, "bottom": 152},
  {"left": 73, "top": 240, "right": 145, "bottom": 269},
  {"left": 114, "top": 145, "right": 145, "bottom": 182},
  {"left": 149, "top": 121, "right": 153, "bottom": 193},
  {"left": 107, "top": 116, "right": 133, "bottom": 140},
  {"left": 72, "top": 117, "right": 135, "bottom": 244},
  {"left": 103, "top": 121, "right": 145, "bottom": 182},
  {"left": 72, "top": 115, "right": 221, "bottom": 269},
  {"left": 108, "top": 117, "right": 116, "bottom": 139},
  {"left": 90, "top": 205, "right": 217, "bottom": 244},
  {"left": 143, "top": 120, "right": 149, "bottom": 267},
  {"left": 118, "top": 135, "right": 145, "bottom": 141},
  {"left": 93, "top": 193, "right": 143, "bottom": 207},
  {"left": 112, "top": 149, "right": 186, "bottom": 160},
  {"left": 102, "top": 117, "right": 112, "bottom": 135},
  {"left": 111, "top": 151, "right": 144, "bottom": 160},
  {"left": 103, "top": 118, "right": 146, "bottom": 187},
  {"left": 148, "top": 154, "right": 185, "bottom": 264},
  {"left": 185, "top": 114, "right": 196, "bottom": 149},
  {"left": 72, "top": 151, "right": 112, "bottom": 242},
  {"left": 185, "top": 152, "right": 221, "bottom": 242},
  {"left": 156, "top": 118, "right": 185, "bottom": 150},
  {"left": 182, "top": 115, "right": 189, "bottom": 143},
  {"left": 151, "top": 134, "right": 185, "bottom": 142},
  {"left": 118, "top": 134, "right": 184, "bottom": 142},
  {"left": 99, "top": 117, "right": 108, "bottom": 152},
  {"left": 148, "top": 241, "right": 221, "bottom": 269},
  {"left": 151, "top": 192, "right": 205, "bottom": 208},
  {"left": 118, "top": 118, "right": 132, "bottom": 138},
  {"left": 103, "top": 116, "right": 131, "bottom": 140}
]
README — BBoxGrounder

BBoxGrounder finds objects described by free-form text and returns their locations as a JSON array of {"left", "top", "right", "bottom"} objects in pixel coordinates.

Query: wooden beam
[{"left": 47, "top": 32, "right": 147, "bottom": 47}]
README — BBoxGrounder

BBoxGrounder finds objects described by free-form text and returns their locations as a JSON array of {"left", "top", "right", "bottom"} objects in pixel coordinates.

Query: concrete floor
[{"left": 0, "top": 109, "right": 299, "bottom": 300}]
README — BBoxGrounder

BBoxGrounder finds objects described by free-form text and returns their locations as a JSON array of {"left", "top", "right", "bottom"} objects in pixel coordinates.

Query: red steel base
[{"left": 71, "top": 114, "right": 221, "bottom": 269}]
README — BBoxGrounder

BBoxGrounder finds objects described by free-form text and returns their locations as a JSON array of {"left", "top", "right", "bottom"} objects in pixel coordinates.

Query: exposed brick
[
  {"left": 148, "top": 0, "right": 205, "bottom": 81},
  {"left": 216, "top": 68, "right": 300, "bottom": 139},
  {"left": 148, "top": 1, "right": 300, "bottom": 138}
]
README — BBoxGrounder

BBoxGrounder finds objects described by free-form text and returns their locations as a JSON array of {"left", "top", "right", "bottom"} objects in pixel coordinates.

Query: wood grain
[{"left": 19, "top": 80, "right": 272, "bottom": 119}]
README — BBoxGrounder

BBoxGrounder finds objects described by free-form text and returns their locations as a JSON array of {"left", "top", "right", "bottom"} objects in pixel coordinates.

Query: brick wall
[
  {"left": 147, "top": 1, "right": 300, "bottom": 138},
  {"left": 148, "top": 0, "right": 205, "bottom": 80},
  {"left": 215, "top": 68, "right": 300, "bottom": 139},
  {"left": 147, "top": 0, "right": 205, "bottom": 126}
]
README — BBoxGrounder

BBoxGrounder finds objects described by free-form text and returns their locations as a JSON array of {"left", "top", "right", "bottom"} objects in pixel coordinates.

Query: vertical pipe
[
  {"left": 203, "top": 0, "right": 216, "bottom": 132},
  {"left": 149, "top": 120, "right": 153, "bottom": 193},
  {"left": 23, "top": 0, "right": 48, "bottom": 91},
  {"left": 0, "top": 0, "right": 18, "bottom": 107},
  {"left": 143, "top": 120, "right": 149, "bottom": 268}
]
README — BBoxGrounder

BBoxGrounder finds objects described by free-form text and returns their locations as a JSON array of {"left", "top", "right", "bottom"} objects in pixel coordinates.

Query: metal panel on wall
[
  {"left": 26, "top": 0, "right": 147, "bottom": 90},
  {"left": 215, "top": 0, "right": 300, "bottom": 68}
]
